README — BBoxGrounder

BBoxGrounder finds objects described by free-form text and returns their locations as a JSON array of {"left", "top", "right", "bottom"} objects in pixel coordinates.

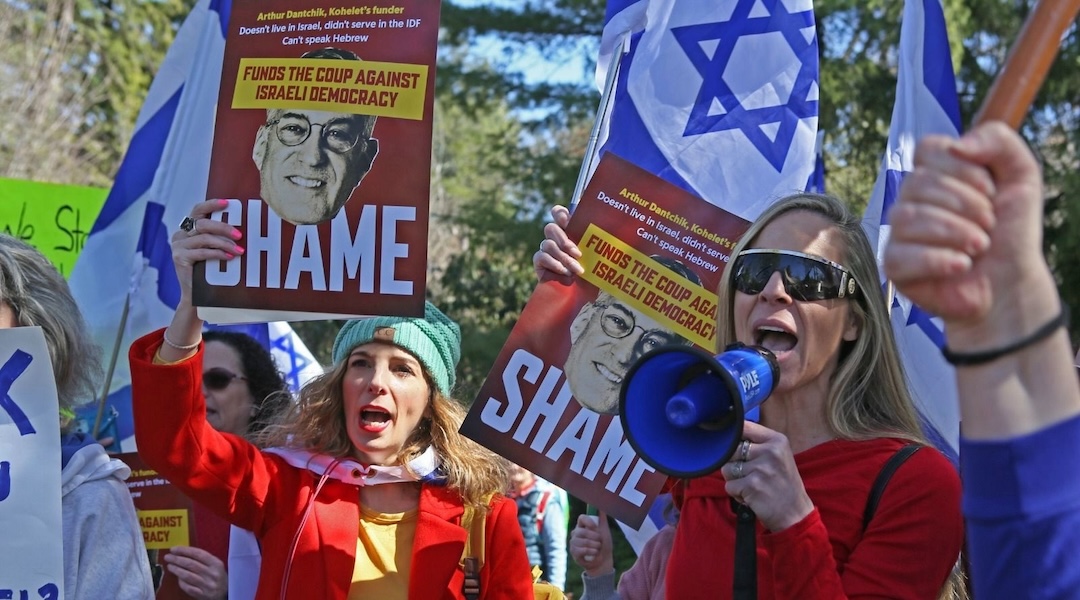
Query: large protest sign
[
  {"left": 0, "top": 327, "right": 63, "bottom": 598},
  {"left": 461, "top": 154, "right": 749, "bottom": 525},
  {"left": 0, "top": 178, "right": 107, "bottom": 278},
  {"left": 193, "top": 0, "right": 441, "bottom": 323}
]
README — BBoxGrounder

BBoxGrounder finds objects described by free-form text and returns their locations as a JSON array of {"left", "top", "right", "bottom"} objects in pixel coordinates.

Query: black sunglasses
[
  {"left": 732, "top": 249, "right": 857, "bottom": 301},
  {"left": 203, "top": 368, "right": 247, "bottom": 391}
]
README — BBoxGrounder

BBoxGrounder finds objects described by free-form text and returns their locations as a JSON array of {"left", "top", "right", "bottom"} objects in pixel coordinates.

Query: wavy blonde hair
[
  {"left": 715, "top": 193, "right": 926, "bottom": 443},
  {"left": 256, "top": 357, "right": 510, "bottom": 507}
]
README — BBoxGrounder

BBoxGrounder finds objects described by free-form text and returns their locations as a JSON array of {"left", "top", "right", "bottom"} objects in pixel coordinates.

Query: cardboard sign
[
  {"left": 119, "top": 452, "right": 232, "bottom": 599},
  {"left": 0, "top": 178, "right": 107, "bottom": 278},
  {"left": 0, "top": 327, "right": 64, "bottom": 597},
  {"left": 461, "top": 154, "right": 751, "bottom": 526},
  {"left": 193, "top": 0, "right": 441, "bottom": 324}
]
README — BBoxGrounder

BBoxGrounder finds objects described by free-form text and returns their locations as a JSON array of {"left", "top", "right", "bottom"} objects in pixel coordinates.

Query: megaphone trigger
[{"left": 620, "top": 344, "right": 778, "bottom": 479}]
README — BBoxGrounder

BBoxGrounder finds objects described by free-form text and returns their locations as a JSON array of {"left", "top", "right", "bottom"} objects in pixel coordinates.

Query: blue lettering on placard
[
  {"left": 0, "top": 462, "right": 9, "bottom": 501},
  {"left": 0, "top": 584, "right": 58, "bottom": 599},
  {"left": 0, "top": 350, "right": 36, "bottom": 436}
]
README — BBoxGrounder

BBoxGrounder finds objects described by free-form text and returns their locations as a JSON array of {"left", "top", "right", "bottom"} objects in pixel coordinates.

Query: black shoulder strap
[
  {"left": 862, "top": 444, "right": 922, "bottom": 531},
  {"left": 732, "top": 499, "right": 757, "bottom": 600}
]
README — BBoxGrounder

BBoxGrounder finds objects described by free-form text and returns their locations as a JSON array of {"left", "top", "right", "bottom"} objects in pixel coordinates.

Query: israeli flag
[
  {"left": 68, "top": 0, "right": 321, "bottom": 451},
  {"left": 862, "top": 0, "right": 962, "bottom": 462},
  {"left": 595, "top": 0, "right": 819, "bottom": 222}
]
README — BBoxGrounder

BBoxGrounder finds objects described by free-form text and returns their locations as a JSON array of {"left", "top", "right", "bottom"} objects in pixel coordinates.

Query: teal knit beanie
[{"left": 331, "top": 301, "right": 461, "bottom": 396}]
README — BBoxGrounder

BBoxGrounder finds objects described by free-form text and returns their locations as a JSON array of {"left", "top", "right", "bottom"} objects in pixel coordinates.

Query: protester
[
  {"left": 509, "top": 463, "right": 568, "bottom": 590},
  {"left": 162, "top": 329, "right": 291, "bottom": 600},
  {"left": 0, "top": 234, "right": 155, "bottom": 599},
  {"left": 536, "top": 194, "right": 963, "bottom": 597},
  {"left": 885, "top": 121, "right": 1080, "bottom": 598},
  {"left": 569, "top": 509, "right": 674, "bottom": 600},
  {"left": 130, "top": 199, "right": 534, "bottom": 599}
]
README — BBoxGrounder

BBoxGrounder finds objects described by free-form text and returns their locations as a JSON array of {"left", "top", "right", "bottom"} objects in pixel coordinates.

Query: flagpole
[
  {"left": 973, "top": 0, "right": 1080, "bottom": 127},
  {"left": 569, "top": 35, "right": 628, "bottom": 212},
  {"left": 92, "top": 292, "right": 132, "bottom": 439}
]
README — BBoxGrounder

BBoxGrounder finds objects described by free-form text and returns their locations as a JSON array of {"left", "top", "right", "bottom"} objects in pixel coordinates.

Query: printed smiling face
[
  {"left": 253, "top": 108, "right": 378, "bottom": 225},
  {"left": 564, "top": 292, "right": 681, "bottom": 414},
  {"left": 732, "top": 211, "right": 859, "bottom": 397},
  {"left": 202, "top": 340, "right": 256, "bottom": 437},
  {"left": 341, "top": 342, "right": 431, "bottom": 466}
]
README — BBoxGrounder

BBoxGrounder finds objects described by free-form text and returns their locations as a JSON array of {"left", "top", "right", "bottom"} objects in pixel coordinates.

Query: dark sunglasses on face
[
  {"left": 203, "top": 368, "right": 247, "bottom": 391},
  {"left": 732, "top": 249, "right": 857, "bottom": 301}
]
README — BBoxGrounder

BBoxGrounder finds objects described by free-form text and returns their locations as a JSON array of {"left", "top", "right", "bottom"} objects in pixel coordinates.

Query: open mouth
[
  {"left": 286, "top": 175, "right": 326, "bottom": 189},
  {"left": 360, "top": 407, "right": 391, "bottom": 432},
  {"left": 754, "top": 326, "right": 797, "bottom": 354}
]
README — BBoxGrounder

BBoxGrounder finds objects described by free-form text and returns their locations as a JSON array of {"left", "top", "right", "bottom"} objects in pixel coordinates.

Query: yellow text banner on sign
[
  {"left": 137, "top": 509, "right": 191, "bottom": 549},
  {"left": 578, "top": 223, "right": 718, "bottom": 350},
  {"left": 0, "top": 178, "right": 107, "bottom": 278},
  {"left": 233, "top": 57, "right": 428, "bottom": 120}
]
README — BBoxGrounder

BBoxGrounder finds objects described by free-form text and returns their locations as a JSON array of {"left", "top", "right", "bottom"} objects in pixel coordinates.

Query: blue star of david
[
  {"left": 272, "top": 332, "right": 312, "bottom": 391},
  {"left": 671, "top": 0, "right": 817, "bottom": 171}
]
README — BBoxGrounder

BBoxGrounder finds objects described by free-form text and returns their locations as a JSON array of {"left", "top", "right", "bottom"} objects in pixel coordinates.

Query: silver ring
[
  {"left": 733, "top": 461, "right": 744, "bottom": 479},
  {"left": 538, "top": 240, "right": 546, "bottom": 253},
  {"left": 179, "top": 216, "right": 197, "bottom": 235},
  {"left": 739, "top": 439, "right": 751, "bottom": 462}
]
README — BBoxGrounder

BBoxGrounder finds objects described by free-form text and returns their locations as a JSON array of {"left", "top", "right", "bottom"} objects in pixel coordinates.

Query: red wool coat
[{"left": 130, "top": 329, "right": 533, "bottom": 600}]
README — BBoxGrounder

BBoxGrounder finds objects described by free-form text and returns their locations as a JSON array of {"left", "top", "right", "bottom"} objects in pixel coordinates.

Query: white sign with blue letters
[{"left": 0, "top": 327, "right": 63, "bottom": 599}]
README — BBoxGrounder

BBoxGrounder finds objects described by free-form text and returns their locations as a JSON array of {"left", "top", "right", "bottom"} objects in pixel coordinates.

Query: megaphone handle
[{"left": 731, "top": 499, "right": 757, "bottom": 599}]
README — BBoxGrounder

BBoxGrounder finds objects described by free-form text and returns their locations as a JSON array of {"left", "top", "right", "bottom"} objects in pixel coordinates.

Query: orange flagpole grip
[{"left": 973, "top": 0, "right": 1080, "bottom": 127}]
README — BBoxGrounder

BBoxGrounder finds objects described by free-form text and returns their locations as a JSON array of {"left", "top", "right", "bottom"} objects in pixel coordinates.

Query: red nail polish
[
  {"left": 217, "top": 198, "right": 229, "bottom": 206},
  {"left": 231, "top": 229, "right": 243, "bottom": 240},
  {"left": 234, "top": 245, "right": 245, "bottom": 254}
]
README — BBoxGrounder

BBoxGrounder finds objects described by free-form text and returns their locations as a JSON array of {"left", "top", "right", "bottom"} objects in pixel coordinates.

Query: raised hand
[{"left": 533, "top": 204, "right": 584, "bottom": 285}]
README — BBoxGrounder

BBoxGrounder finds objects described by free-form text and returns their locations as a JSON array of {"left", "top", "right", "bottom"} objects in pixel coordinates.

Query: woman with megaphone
[{"left": 536, "top": 194, "right": 964, "bottom": 599}]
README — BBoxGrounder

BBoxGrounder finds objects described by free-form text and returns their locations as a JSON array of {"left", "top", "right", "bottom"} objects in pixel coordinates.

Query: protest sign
[
  {"left": 0, "top": 178, "right": 107, "bottom": 278},
  {"left": 0, "top": 327, "right": 63, "bottom": 598},
  {"left": 193, "top": 0, "right": 441, "bottom": 323},
  {"left": 119, "top": 452, "right": 230, "bottom": 599},
  {"left": 460, "top": 153, "right": 750, "bottom": 525}
]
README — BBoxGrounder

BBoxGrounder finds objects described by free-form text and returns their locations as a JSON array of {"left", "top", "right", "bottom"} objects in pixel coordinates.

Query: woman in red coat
[{"left": 130, "top": 199, "right": 534, "bottom": 600}]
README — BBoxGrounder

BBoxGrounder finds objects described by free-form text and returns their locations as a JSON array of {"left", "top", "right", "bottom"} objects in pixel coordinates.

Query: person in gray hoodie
[{"left": 0, "top": 234, "right": 154, "bottom": 599}]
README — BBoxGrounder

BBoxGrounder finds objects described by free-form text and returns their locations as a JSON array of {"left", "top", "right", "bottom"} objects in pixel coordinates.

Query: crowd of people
[{"left": 1, "top": 119, "right": 1077, "bottom": 599}]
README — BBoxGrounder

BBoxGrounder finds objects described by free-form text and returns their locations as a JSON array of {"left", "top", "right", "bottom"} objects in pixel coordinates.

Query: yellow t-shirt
[{"left": 348, "top": 505, "right": 418, "bottom": 600}]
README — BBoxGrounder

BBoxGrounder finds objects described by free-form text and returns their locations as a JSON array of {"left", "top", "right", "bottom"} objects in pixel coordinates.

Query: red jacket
[
  {"left": 130, "top": 329, "right": 533, "bottom": 600},
  {"left": 668, "top": 437, "right": 963, "bottom": 599}
]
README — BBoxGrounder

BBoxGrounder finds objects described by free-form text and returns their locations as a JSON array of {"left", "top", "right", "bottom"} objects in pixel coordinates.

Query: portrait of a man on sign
[
  {"left": 564, "top": 256, "right": 702, "bottom": 415},
  {"left": 251, "top": 47, "right": 380, "bottom": 225}
]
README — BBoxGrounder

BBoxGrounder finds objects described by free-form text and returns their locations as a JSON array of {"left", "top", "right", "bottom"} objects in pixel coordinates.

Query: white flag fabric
[
  {"left": 862, "top": 0, "right": 962, "bottom": 462},
  {"left": 68, "top": 0, "right": 321, "bottom": 451},
  {"left": 594, "top": 0, "right": 819, "bottom": 222}
]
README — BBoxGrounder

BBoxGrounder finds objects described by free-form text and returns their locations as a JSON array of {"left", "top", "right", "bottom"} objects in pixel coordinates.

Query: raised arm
[{"left": 885, "top": 121, "right": 1079, "bottom": 439}]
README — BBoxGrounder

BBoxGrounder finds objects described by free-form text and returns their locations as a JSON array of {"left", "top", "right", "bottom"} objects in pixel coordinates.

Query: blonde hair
[
  {"left": 256, "top": 358, "right": 510, "bottom": 507},
  {"left": 715, "top": 193, "right": 925, "bottom": 443}
]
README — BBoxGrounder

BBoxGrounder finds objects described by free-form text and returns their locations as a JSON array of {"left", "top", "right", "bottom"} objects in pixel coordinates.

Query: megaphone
[{"left": 619, "top": 343, "right": 779, "bottom": 478}]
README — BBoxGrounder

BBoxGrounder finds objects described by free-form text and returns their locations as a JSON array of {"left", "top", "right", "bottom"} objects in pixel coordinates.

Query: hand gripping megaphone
[{"left": 619, "top": 343, "right": 779, "bottom": 478}]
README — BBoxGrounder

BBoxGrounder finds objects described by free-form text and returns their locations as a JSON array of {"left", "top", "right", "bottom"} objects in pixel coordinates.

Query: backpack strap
[
  {"left": 460, "top": 495, "right": 493, "bottom": 600},
  {"left": 862, "top": 444, "right": 922, "bottom": 531},
  {"left": 535, "top": 489, "right": 552, "bottom": 534}
]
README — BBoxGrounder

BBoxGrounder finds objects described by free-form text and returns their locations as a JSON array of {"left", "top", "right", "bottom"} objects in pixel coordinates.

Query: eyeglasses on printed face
[
  {"left": 267, "top": 114, "right": 365, "bottom": 153},
  {"left": 732, "top": 249, "right": 857, "bottom": 301},
  {"left": 598, "top": 302, "right": 681, "bottom": 356},
  {"left": 203, "top": 368, "right": 247, "bottom": 391}
]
